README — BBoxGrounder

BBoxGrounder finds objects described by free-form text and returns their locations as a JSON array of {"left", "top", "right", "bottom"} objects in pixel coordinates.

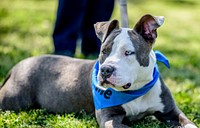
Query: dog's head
[{"left": 94, "top": 14, "right": 164, "bottom": 91}]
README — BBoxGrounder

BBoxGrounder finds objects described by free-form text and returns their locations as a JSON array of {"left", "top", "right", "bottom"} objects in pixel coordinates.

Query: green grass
[{"left": 0, "top": 0, "right": 200, "bottom": 127}]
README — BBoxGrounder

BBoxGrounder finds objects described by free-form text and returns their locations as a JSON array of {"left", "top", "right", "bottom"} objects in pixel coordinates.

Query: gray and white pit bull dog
[{"left": 0, "top": 14, "right": 197, "bottom": 128}]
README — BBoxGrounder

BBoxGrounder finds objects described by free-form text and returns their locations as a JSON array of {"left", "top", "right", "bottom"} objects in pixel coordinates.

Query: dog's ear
[
  {"left": 94, "top": 20, "right": 119, "bottom": 43},
  {"left": 134, "top": 14, "right": 164, "bottom": 44}
]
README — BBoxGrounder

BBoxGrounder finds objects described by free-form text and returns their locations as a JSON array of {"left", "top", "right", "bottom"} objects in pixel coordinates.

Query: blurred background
[{"left": 0, "top": 0, "right": 199, "bottom": 127}]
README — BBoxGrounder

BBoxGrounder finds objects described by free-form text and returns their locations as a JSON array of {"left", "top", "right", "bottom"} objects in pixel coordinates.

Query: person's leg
[
  {"left": 53, "top": 0, "right": 87, "bottom": 56},
  {"left": 81, "top": 0, "right": 115, "bottom": 57}
]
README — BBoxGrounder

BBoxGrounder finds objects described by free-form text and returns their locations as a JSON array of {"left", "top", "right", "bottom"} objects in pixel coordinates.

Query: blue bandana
[{"left": 92, "top": 50, "right": 170, "bottom": 110}]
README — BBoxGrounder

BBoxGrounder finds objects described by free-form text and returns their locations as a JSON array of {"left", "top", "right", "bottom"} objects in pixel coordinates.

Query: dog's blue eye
[
  {"left": 102, "top": 50, "right": 107, "bottom": 54},
  {"left": 125, "top": 51, "right": 135, "bottom": 56}
]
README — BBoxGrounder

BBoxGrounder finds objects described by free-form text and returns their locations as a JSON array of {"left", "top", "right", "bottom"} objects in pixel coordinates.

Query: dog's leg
[
  {"left": 155, "top": 77, "right": 197, "bottom": 128},
  {"left": 0, "top": 72, "right": 35, "bottom": 111},
  {"left": 154, "top": 107, "right": 197, "bottom": 128},
  {"left": 178, "top": 112, "right": 198, "bottom": 128},
  {"left": 96, "top": 106, "right": 130, "bottom": 128}
]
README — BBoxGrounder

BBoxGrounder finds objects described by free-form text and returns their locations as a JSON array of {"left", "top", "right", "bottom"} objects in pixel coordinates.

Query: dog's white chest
[{"left": 122, "top": 79, "right": 164, "bottom": 120}]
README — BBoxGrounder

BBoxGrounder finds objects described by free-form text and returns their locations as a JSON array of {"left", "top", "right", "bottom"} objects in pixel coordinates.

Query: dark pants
[{"left": 53, "top": 0, "right": 114, "bottom": 57}]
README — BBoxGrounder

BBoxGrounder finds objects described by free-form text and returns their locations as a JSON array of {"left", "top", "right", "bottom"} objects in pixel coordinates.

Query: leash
[{"left": 118, "top": 0, "right": 129, "bottom": 28}]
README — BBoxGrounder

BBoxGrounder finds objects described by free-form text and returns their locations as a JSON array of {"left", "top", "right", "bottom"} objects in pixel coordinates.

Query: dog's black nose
[{"left": 100, "top": 65, "right": 115, "bottom": 79}]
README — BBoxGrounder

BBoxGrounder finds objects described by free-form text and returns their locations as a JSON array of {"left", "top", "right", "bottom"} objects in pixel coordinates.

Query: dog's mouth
[
  {"left": 101, "top": 81, "right": 131, "bottom": 89},
  {"left": 101, "top": 80, "right": 115, "bottom": 87}
]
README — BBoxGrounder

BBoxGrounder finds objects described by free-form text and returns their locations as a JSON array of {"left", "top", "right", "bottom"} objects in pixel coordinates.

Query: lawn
[{"left": 0, "top": 0, "right": 200, "bottom": 127}]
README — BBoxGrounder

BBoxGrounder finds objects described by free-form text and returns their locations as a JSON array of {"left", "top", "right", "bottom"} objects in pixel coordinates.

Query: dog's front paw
[
  {"left": 104, "top": 120, "right": 114, "bottom": 128},
  {"left": 182, "top": 124, "right": 198, "bottom": 128},
  {"left": 104, "top": 120, "right": 130, "bottom": 128}
]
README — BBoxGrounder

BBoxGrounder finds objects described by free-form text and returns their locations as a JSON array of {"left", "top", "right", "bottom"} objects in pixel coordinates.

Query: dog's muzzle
[{"left": 100, "top": 65, "right": 132, "bottom": 89}]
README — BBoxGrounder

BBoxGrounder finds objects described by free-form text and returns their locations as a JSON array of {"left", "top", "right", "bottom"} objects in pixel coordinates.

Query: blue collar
[{"left": 92, "top": 50, "right": 170, "bottom": 110}]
